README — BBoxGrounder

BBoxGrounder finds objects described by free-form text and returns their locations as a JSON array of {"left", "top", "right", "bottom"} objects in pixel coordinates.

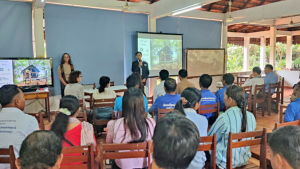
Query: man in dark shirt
[{"left": 131, "top": 52, "right": 149, "bottom": 83}]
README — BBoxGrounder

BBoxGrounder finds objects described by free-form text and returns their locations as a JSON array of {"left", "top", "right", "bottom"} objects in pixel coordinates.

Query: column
[
  {"left": 260, "top": 37, "right": 266, "bottom": 69},
  {"left": 221, "top": 22, "right": 228, "bottom": 72},
  {"left": 33, "top": 7, "right": 45, "bottom": 58},
  {"left": 243, "top": 37, "right": 250, "bottom": 71},
  {"left": 148, "top": 15, "right": 156, "bottom": 33},
  {"left": 269, "top": 27, "right": 277, "bottom": 66},
  {"left": 286, "top": 36, "right": 293, "bottom": 69}
]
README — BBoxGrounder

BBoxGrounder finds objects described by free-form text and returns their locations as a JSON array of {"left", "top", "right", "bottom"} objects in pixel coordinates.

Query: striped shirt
[{"left": 208, "top": 106, "right": 256, "bottom": 169}]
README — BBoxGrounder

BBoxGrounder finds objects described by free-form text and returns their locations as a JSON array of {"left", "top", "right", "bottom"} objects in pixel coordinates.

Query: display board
[{"left": 186, "top": 48, "right": 225, "bottom": 77}]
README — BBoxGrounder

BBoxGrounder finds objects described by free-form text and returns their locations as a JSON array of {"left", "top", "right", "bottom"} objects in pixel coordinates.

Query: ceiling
[{"left": 118, "top": 0, "right": 159, "bottom": 4}]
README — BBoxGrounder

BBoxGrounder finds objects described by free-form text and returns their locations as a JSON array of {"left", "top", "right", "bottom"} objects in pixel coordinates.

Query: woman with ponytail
[
  {"left": 93, "top": 76, "right": 116, "bottom": 100},
  {"left": 174, "top": 87, "right": 208, "bottom": 169},
  {"left": 208, "top": 85, "right": 256, "bottom": 169}
]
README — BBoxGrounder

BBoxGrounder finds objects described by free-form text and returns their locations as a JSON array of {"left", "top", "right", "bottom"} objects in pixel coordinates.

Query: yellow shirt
[{"left": 175, "top": 79, "right": 195, "bottom": 94}]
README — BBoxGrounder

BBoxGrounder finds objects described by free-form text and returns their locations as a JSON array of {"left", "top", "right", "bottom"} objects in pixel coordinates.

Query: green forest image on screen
[
  {"left": 151, "top": 39, "right": 182, "bottom": 70},
  {"left": 13, "top": 60, "right": 52, "bottom": 87}
]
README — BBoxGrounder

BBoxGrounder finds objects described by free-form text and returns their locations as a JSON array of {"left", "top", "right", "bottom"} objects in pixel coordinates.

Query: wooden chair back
[
  {"left": 197, "top": 103, "right": 220, "bottom": 117},
  {"left": 77, "top": 99, "right": 88, "bottom": 122},
  {"left": 82, "top": 83, "right": 96, "bottom": 90},
  {"left": 157, "top": 108, "right": 173, "bottom": 120},
  {"left": 99, "top": 142, "right": 150, "bottom": 169},
  {"left": 242, "top": 85, "right": 252, "bottom": 111},
  {"left": 253, "top": 84, "right": 266, "bottom": 117},
  {"left": 274, "top": 119, "right": 300, "bottom": 130},
  {"left": 61, "top": 145, "right": 94, "bottom": 169},
  {"left": 279, "top": 77, "right": 285, "bottom": 104},
  {"left": 110, "top": 81, "right": 115, "bottom": 86},
  {"left": 279, "top": 104, "right": 288, "bottom": 124},
  {"left": 0, "top": 145, "right": 17, "bottom": 169},
  {"left": 84, "top": 92, "right": 93, "bottom": 108},
  {"left": 199, "top": 134, "right": 217, "bottom": 169},
  {"left": 268, "top": 82, "right": 280, "bottom": 115},
  {"left": 27, "top": 112, "right": 45, "bottom": 130},
  {"left": 226, "top": 128, "right": 267, "bottom": 169},
  {"left": 147, "top": 96, "right": 154, "bottom": 105}
]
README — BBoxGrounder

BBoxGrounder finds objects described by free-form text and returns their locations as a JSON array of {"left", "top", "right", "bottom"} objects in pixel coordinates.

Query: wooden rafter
[
  {"left": 222, "top": 0, "right": 235, "bottom": 13},
  {"left": 241, "top": 0, "right": 251, "bottom": 9},
  {"left": 258, "top": 0, "right": 267, "bottom": 6},
  {"left": 236, "top": 25, "right": 249, "bottom": 32},
  {"left": 207, "top": 3, "right": 214, "bottom": 11}
]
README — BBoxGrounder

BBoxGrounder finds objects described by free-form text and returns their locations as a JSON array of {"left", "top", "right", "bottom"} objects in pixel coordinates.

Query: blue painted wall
[{"left": 0, "top": 1, "right": 33, "bottom": 58}]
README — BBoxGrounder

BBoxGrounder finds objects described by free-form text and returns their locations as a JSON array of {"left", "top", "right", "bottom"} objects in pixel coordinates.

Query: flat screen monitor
[{"left": 0, "top": 58, "right": 53, "bottom": 88}]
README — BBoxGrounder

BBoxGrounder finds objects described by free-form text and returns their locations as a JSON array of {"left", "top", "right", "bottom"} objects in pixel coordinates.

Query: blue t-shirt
[
  {"left": 284, "top": 98, "right": 300, "bottom": 122},
  {"left": 200, "top": 89, "right": 217, "bottom": 119},
  {"left": 215, "top": 86, "right": 229, "bottom": 112},
  {"left": 149, "top": 94, "right": 181, "bottom": 121},
  {"left": 114, "top": 96, "right": 149, "bottom": 112}
]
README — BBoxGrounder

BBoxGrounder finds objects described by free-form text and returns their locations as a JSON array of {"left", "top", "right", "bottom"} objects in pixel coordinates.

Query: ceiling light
[
  {"left": 226, "top": 15, "right": 233, "bottom": 22},
  {"left": 172, "top": 5, "right": 202, "bottom": 16}
]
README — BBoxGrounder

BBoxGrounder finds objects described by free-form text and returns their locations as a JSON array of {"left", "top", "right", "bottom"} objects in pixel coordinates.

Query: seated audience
[
  {"left": 16, "top": 130, "right": 63, "bottom": 169},
  {"left": 107, "top": 88, "right": 155, "bottom": 169},
  {"left": 284, "top": 82, "right": 300, "bottom": 122},
  {"left": 51, "top": 95, "right": 97, "bottom": 150},
  {"left": 149, "top": 78, "right": 181, "bottom": 121},
  {"left": 199, "top": 74, "right": 217, "bottom": 120},
  {"left": 174, "top": 87, "right": 208, "bottom": 169},
  {"left": 215, "top": 73, "right": 235, "bottom": 111},
  {"left": 93, "top": 76, "right": 116, "bottom": 99},
  {"left": 132, "top": 72, "right": 148, "bottom": 97},
  {"left": 268, "top": 126, "right": 300, "bottom": 169},
  {"left": 114, "top": 75, "right": 148, "bottom": 112},
  {"left": 208, "top": 85, "right": 256, "bottom": 168},
  {"left": 0, "top": 85, "right": 39, "bottom": 169},
  {"left": 64, "top": 70, "right": 84, "bottom": 100},
  {"left": 242, "top": 67, "right": 264, "bottom": 99},
  {"left": 175, "top": 69, "right": 195, "bottom": 94},
  {"left": 152, "top": 111, "right": 200, "bottom": 169},
  {"left": 153, "top": 69, "right": 169, "bottom": 102},
  {"left": 264, "top": 64, "right": 278, "bottom": 94}
]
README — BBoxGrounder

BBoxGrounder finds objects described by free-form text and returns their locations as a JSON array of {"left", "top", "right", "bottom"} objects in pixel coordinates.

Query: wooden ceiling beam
[
  {"left": 236, "top": 25, "right": 249, "bottom": 31},
  {"left": 207, "top": 3, "right": 214, "bottom": 11},
  {"left": 241, "top": 0, "right": 251, "bottom": 9},
  {"left": 258, "top": 0, "right": 267, "bottom": 6},
  {"left": 222, "top": 0, "right": 235, "bottom": 13}
]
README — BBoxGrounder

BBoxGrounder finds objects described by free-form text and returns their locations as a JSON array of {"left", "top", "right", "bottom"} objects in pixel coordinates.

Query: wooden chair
[
  {"left": 242, "top": 85, "right": 252, "bottom": 111},
  {"left": 274, "top": 119, "right": 300, "bottom": 130},
  {"left": 27, "top": 112, "right": 45, "bottom": 130},
  {"left": 252, "top": 84, "right": 266, "bottom": 117},
  {"left": 82, "top": 83, "right": 96, "bottom": 90},
  {"left": 99, "top": 142, "right": 150, "bottom": 169},
  {"left": 147, "top": 96, "right": 154, "bottom": 107},
  {"left": 226, "top": 128, "right": 267, "bottom": 169},
  {"left": 267, "top": 82, "right": 280, "bottom": 115},
  {"left": 279, "top": 77, "right": 285, "bottom": 104},
  {"left": 0, "top": 145, "right": 17, "bottom": 169},
  {"left": 92, "top": 98, "right": 115, "bottom": 136},
  {"left": 77, "top": 99, "right": 88, "bottom": 122},
  {"left": 197, "top": 103, "right": 220, "bottom": 117},
  {"left": 61, "top": 145, "right": 94, "bottom": 169},
  {"left": 84, "top": 92, "right": 93, "bottom": 109},
  {"left": 279, "top": 104, "right": 288, "bottom": 124},
  {"left": 199, "top": 134, "right": 217, "bottom": 169},
  {"left": 157, "top": 108, "right": 173, "bottom": 120},
  {"left": 109, "top": 81, "right": 115, "bottom": 86}
]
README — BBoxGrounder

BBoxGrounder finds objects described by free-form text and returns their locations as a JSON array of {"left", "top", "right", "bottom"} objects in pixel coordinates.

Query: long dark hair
[
  {"left": 51, "top": 95, "right": 80, "bottom": 146},
  {"left": 122, "top": 88, "right": 151, "bottom": 143},
  {"left": 174, "top": 87, "right": 201, "bottom": 116},
  {"left": 225, "top": 85, "right": 247, "bottom": 132},
  {"left": 60, "top": 53, "right": 73, "bottom": 65},
  {"left": 131, "top": 72, "right": 146, "bottom": 96},
  {"left": 99, "top": 76, "right": 110, "bottom": 93}
]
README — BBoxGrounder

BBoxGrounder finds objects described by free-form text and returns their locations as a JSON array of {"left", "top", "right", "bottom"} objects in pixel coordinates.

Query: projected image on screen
[
  {"left": 138, "top": 33, "right": 183, "bottom": 77},
  {"left": 13, "top": 60, "right": 52, "bottom": 87}
]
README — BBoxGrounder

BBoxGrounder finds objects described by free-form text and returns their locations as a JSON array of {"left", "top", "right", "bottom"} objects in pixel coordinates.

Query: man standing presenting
[{"left": 131, "top": 52, "right": 149, "bottom": 84}]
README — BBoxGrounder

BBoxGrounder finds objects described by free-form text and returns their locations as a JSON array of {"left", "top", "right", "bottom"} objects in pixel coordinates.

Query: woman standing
[{"left": 58, "top": 53, "right": 74, "bottom": 97}]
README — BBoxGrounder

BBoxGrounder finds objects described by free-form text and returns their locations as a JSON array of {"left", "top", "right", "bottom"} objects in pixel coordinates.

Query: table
[
  {"left": 250, "top": 144, "right": 271, "bottom": 166},
  {"left": 24, "top": 91, "right": 50, "bottom": 122}
]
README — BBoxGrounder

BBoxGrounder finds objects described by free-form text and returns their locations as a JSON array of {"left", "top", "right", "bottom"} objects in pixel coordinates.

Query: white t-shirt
[
  {"left": 153, "top": 81, "right": 166, "bottom": 102},
  {"left": 92, "top": 88, "right": 116, "bottom": 100},
  {"left": 64, "top": 83, "right": 84, "bottom": 100},
  {"left": 242, "top": 77, "right": 264, "bottom": 94},
  {"left": 0, "top": 107, "right": 39, "bottom": 169},
  {"left": 144, "top": 86, "right": 149, "bottom": 97}
]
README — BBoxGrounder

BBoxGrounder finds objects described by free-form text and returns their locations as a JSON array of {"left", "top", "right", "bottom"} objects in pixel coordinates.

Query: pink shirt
[{"left": 106, "top": 117, "right": 155, "bottom": 169}]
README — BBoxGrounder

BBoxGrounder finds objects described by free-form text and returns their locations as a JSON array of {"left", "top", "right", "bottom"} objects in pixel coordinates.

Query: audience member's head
[
  {"left": 174, "top": 87, "right": 201, "bottom": 115},
  {"left": 252, "top": 67, "right": 262, "bottom": 76},
  {"left": 68, "top": 70, "right": 82, "bottom": 84},
  {"left": 99, "top": 76, "right": 110, "bottom": 93},
  {"left": 122, "top": 87, "right": 151, "bottom": 143},
  {"left": 51, "top": 95, "right": 80, "bottom": 146},
  {"left": 225, "top": 85, "right": 247, "bottom": 132},
  {"left": 126, "top": 74, "right": 140, "bottom": 89},
  {"left": 264, "top": 64, "right": 274, "bottom": 74},
  {"left": 199, "top": 74, "right": 212, "bottom": 89},
  {"left": 152, "top": 111, "right": 200, "bottom": 169},
  {"left": 164, "top": 78, "right": 177, "bottom": 94},
  {"left": 178, "top": 69, "right": 188, "bottom": 80},
  {"left": 269, "top": 126, "right": 300, "bottom": 169},
  {"left": 16, "top": 130, "right": 63, "bottom": 169},
  {"left": 159, "top": 69, "right": 169, "bottom": 81},
  {"left": 222, "top": 73, "right": 234, "bottom": 86},
  {"left": 136, "top": 52, "right": 142, "bottom": 61},
  {"left": 0, "top": 84, "right": 25, "bottom": 111},
  {"left": 291, "top": 82, "right": 300, "bottom": 102},
  {"left": 60, "top": 53, "right": 72, "bottom": 65}
]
